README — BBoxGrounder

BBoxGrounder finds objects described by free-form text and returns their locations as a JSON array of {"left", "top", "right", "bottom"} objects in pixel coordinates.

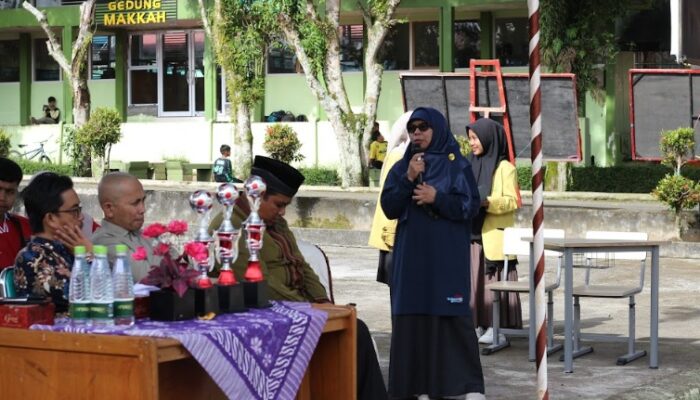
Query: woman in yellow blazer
[
  {"left": 467, "top": 118, "right": 523, "bottom": 345},
  {"left": 368, "top": 111, "right": 412, "bottom": 285}
]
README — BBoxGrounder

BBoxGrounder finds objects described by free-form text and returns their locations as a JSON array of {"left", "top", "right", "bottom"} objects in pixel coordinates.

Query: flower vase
[{"left": 149, "top": 289, "right": 195, "bottom": 321}]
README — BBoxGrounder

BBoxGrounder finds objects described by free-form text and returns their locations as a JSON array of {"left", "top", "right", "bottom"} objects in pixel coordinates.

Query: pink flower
[
  {"left": 184, "top": 241, "right": 209, "bottom": 264},
  {"left": 131, "top": 246, "right": 148, "bottom": 261},
  {"left": 143, "top": 223, "right": 168, "bottom": 239},
  {"left": 153, "top": 242, "right": 170, "bottom": 256},
  {"left": 167, "top": 220, "right": 188, "bottom": 236}
]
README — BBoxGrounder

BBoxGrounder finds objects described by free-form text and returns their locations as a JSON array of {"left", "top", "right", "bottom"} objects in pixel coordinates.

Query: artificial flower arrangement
[{"left": 132, "top": 220, "right": 206, "bottom": 298}]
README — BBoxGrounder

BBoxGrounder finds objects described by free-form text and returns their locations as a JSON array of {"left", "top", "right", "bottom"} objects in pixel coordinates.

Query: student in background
[
  {"left": 213, "top": 144, "right": 241, "bottom": 183},
  {"left": 467, "top": 117, "right": 522, "bottom": 345},
  {"left": 368, "top": 122, "right": 388, "bottom": 170},
  {"left": 31, "top": 96, "right": 61, "bottom": 124},
  {"left": 0, "top": 158, "right": 31, "bottom": 268}
]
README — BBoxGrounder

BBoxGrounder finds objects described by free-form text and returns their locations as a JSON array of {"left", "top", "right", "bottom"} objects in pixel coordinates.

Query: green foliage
[
  {"left": 299, "top": 167, "right": 340, "bottom": 186},
  {"left": 263, "top": 124, "right": 304, "bottom": 164},
  {"left": 660, "top": 127, "right": 696, "bottom": 175},
  {"left": 0, "top": 128, "right": 10, "bottom": 157},
  {"left": 653, "top": 126, "right": 700, "bottom": 213},
  {"left": 213, "top": 0, "right": 279, "bottom": 108},
  {"left": 455, "top": 135, "right": 471, "bottom": 157},
  {"left": 568, "top": 164, "right": 700, "bottom": 193},
  {"left": 652, "top": 174, "right": 700, "bottom": 213},
  {"left": 540, "top": 0, "right": 630, "bottom": 104},
  {"left": 12, "top": 158, "right": 73, "bottom": 176},
  {"left": 62, "top": 125, "right": 88, "bottom": 176},
  {"left": 75, "top": 107, "right": 122, "bottom": 159}
]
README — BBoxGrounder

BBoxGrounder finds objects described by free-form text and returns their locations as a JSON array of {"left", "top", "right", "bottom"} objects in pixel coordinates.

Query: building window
[
  {"left": 413, "top": 21, "right": 439, "bottom": 69},
  {"left": 0, "top": 40, "right": 20, "bottom": 82},
  {"left": 129, "top": 33, "right": 157, "bottom": 104},
  {"left": 34, "top": 38, "right": 60, "bottom": 81},
  {"left": 267, "top": 42, "right": 298, "bottom": 74},
  {"left": 454, "top": 20, "right": 480, "bottom": 68},
  {"left": 91, "top": 35, "right": 116, "bottom": 80},
  {"left": 495, "top": 17, "right": 529, "bottom": 67},
  {"left": 378, "top": 23, "right": 409, "bottom": 71},
  {"left": 340, "top": 24, "right": 363, "bottom": 71}
]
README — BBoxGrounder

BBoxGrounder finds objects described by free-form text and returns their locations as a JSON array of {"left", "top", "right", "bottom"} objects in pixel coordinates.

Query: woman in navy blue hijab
[{"left": 381, "top": 107, "right": 485, "bottom": 399}]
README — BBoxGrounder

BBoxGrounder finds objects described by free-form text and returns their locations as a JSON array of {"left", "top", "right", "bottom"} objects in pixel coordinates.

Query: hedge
[
  {"left": 512, "top": 163, "right": 700, "bottom": 193},
  {"left": 568, "top": 163, "right": 700, "bottom": 193},
  {"left": 12, "top": 158, "right": 74, "bottom": 176},
  {"left": 300, "top": 167, "right": 341, "bottom": 186}
]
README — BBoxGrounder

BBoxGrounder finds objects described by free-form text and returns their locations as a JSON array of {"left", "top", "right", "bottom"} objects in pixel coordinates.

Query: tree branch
[
  {"left": 23, "top": 1, "right": 72, "bottom": 77},
  {"left": 278, "top": 13, "right": 341, "bottom": 113},
  {"left": 198, "top": 0, "right": 212, "bottom": 38},
  {"left": 71, "top": 0, "right": 96, "bottom": 78}
]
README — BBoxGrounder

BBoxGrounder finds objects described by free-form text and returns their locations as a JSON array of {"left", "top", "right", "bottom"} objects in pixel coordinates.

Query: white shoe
[
  {"left": 466, "top": 393, "right": 486, "bottom": 400},
  {"left": 475, "top": 326, "right": 485, "bottom": 338},
  {"left": 478, "top": 328, "right": 506, "bottom": 345}
]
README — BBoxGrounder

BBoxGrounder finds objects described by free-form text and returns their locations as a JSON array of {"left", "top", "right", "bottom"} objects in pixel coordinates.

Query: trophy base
[
  {"left": 217, "top": 270, "right": 237, "bottom": 286},
  {"left": 217, "top": 284, "right": 247, "bottom": 313},
  {"left": 243, "top": 281, "right": 270, "bottom": 308},
  {"left": 194, "top": 287, "right": 220, "bottom": 316},
  {"left": 149, "top": 289, "right": 195, "bottom": 321}
]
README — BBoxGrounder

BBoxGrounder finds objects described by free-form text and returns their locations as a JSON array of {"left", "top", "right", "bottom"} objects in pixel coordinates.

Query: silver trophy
[
  {"left": 189, "top": 190, "right": 214, "bottom": 288},
  {"left": 216, "top": 183, "right": 241, "bottom": 286}
]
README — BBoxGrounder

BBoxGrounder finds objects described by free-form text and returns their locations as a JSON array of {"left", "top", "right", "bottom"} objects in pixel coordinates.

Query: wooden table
[
  {"left": 0, "top": 304, "right": 356, "bottom": 400},
  {"left": 531, "top": 238, "right": 663, "bottom": 373}
]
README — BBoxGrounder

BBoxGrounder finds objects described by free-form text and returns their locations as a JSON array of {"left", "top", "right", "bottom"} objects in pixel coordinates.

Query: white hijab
[{"left": 386, "top": 111, "right": 413, "bottom": 156}]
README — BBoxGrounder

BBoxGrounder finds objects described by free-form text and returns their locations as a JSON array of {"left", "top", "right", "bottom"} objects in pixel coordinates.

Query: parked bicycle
[{"left": 10, "top": 140, "right": 52, "bottom": 164}]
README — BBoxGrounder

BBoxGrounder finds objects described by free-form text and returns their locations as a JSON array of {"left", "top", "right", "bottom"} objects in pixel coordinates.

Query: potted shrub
[
  {"left": 652, "top": 127, "right": 700, "bottom": 229},
  {"left": 263, "top": 123, "right": 305, "bottom": 164},
  {"left": 135, "top": 221, "right": 206, "bottom": 321}
]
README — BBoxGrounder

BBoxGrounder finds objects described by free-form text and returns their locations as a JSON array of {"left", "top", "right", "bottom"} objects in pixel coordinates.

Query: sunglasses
[
  {"left": 407, "top": 122, "right": 431, "bottom": 134},
  {"left": 54, "top": 205, "right": 82, "bottom": 219}
]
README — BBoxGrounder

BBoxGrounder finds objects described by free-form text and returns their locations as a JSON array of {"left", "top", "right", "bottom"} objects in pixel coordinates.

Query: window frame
[
  {"left": 32, "top": 34, "right": 62, "bottom": 82},
  {"left": 89, "top": 34, "right": 116, "bottom": 81},
  {"left": 0, "top": 38, "right": 21, "bottom": 83},
  {"left": 127, "top": 32, "right": 159, "bottom": 106}
]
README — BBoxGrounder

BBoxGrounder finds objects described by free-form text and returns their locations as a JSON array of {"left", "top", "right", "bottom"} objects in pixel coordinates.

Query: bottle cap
[
  {"left": 93, "top": 245, "right": 108, "bottom": 256},
  {"left": 74, "top": 245, "right": 86, "bottom": 255},
  {"left": 115, "top": 244, "right": 128, "bottom": 255}
]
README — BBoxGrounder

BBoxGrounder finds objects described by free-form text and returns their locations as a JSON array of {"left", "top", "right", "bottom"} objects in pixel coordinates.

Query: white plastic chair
[
  {"left": 571, "top": 230, "right": 648, "bottom": 365},
  {"left": 483, "top": 227, "right": 565, "bottom": 360},
  {"left": 297, "top": 239, "right": 334, "bottom": 303}
]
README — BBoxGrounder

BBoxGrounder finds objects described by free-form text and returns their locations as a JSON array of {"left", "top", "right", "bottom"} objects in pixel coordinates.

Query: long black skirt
[{"left": 388, "top": 315, "right": 485, "bottom": 399}]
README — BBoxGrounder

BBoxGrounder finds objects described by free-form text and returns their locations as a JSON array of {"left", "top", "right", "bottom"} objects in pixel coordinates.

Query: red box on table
[{"left": 0, "top": 302, "right": 55, "bottom": 328}]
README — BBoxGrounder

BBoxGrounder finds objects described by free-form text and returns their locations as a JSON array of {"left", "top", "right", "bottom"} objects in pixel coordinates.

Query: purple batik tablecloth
[{"left": 31, "top": 301, "right": 328, "bottom": 400}]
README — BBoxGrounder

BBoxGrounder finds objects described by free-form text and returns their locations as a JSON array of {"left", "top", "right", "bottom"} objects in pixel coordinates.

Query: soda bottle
[
  {"left": 90, "top": 245, "right": 114, "bottom": 327},
  {"left": 112, "top": 244, "right": 135, "bottom": 326},
  {"left": 69, "top": 245, "right": 91, "bottom": 326}
]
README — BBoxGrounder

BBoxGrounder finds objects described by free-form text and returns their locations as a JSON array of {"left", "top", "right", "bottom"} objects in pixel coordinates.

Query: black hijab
[{"left": 467, "top": 118, "right": 509, "bottom": 238}]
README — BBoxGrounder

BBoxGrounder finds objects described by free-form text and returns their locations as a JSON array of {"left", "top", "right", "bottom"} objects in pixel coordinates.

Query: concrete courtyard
[{"left": 325, "top": 244, "right": 700, "bottom": 400}]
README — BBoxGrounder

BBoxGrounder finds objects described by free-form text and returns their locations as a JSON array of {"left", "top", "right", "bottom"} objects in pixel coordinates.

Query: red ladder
[{"left": 469, "top": 59, "right": 521, "bottom": 206}]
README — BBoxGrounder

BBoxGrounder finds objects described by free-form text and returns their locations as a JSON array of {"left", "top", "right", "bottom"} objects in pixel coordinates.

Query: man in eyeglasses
[
  {"left": 0, "top": 158, "right": 31, "bottom": 269},
  {"left": 14, "top": 172, "right": 91, "bottom": 311}
]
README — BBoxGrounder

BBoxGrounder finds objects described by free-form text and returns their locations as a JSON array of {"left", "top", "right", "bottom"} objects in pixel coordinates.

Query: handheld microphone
[{"left": 412, "top": 143, "right": 423, "bottom": 184}]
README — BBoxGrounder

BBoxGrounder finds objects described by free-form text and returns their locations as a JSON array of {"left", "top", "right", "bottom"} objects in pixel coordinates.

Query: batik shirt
[{"left": 14, "top": 237, "right": 73, "bottom": 312}]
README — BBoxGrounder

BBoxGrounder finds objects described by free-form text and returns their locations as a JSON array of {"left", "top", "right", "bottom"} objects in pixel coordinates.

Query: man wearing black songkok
[{"left": 210, "top": 156, "right": 388, "bottom": 400}]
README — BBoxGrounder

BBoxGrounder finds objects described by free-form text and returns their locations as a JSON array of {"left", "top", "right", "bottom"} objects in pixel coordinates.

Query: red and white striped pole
[{"left": 528, "top": 0, "right": 548, "bottom": 399}]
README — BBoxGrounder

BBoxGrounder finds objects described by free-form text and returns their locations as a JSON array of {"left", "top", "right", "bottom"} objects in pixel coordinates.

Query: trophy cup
[
  {"left": 215, "top": 183, "right": 246, "bottom": 312},
  {"left": 189, "top": 190, "right": 219, "bottom": 315},
  {"left": 242, "top": 175, "right": 270, "bottom": 308}
]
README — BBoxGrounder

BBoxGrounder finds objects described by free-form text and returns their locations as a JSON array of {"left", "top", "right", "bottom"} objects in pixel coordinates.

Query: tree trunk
[
  {"left": 232, "top": 102, "right": 253, "bottom": 180},
  {"left": 326, "top": 110, "right": 362, "bottom": 187}
]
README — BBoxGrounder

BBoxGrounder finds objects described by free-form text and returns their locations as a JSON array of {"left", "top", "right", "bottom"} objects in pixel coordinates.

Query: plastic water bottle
[
  {"left": 69, "top": 245, "right": 91, "bottom": 326},
  {"left": 90, "top": 245, "right": 114, "bottom": 327},
  {"left": 112, "top": 244, "right": 135, "bottom": 326}
]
